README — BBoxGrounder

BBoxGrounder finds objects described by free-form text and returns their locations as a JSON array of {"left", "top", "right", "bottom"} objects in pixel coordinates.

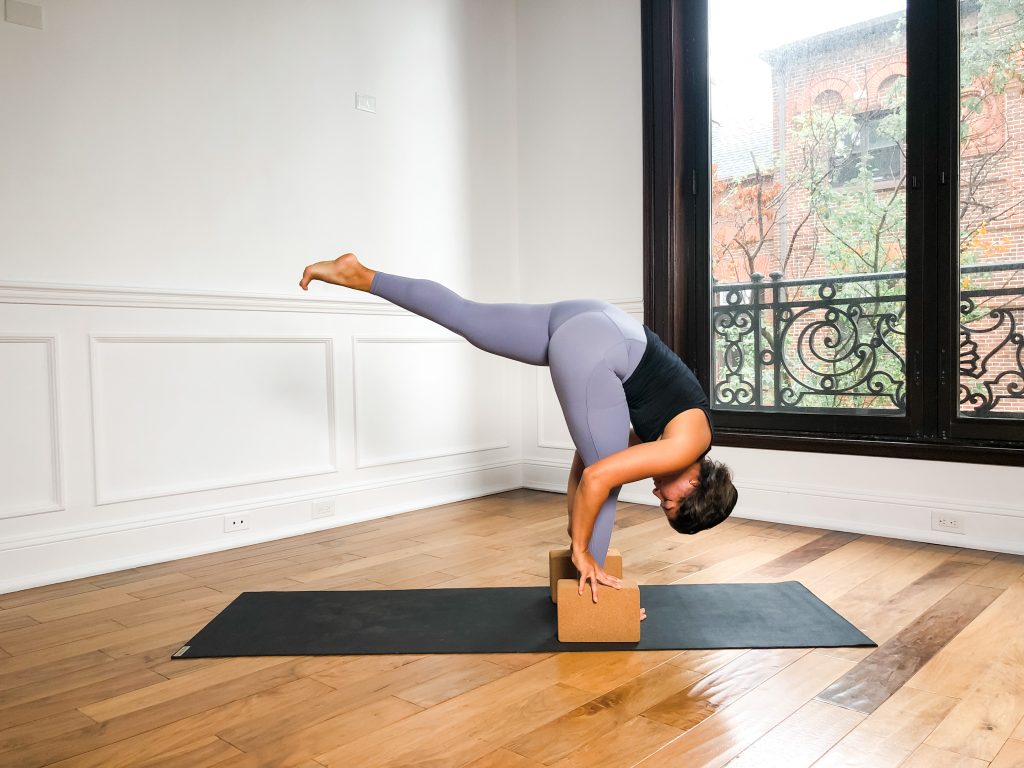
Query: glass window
[
  {"left": 958, "top": 0, "right": 1024, "bottom": 419},
  {"left": 709, "top": 2, "right": 908, "bottom": 413}
]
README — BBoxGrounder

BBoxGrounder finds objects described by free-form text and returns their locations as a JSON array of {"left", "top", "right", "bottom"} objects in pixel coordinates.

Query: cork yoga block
[
  {"left": 548, "top": 548, "right": 623, "bottom": 603},
  {"left": 556, "top": 578, "right": 641, "bottom": 643}
]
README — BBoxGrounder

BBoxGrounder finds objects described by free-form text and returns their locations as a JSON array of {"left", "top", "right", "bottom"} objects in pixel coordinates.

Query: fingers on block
[
  {"left": 556, "top": 578, "right": 641, "bottom": 643},
  {"left": 548, "top": 548, "right": 623, "bottom": 604}
]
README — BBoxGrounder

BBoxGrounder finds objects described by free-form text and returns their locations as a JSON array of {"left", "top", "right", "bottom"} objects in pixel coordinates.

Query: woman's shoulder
[{"left": 660, "top": 407, "right": 713, "bottom": 445}]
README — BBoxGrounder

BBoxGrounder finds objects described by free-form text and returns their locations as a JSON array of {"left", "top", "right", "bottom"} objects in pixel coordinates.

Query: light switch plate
[
  {"left": 355, "top": 92, "right": 377, "bottom": 113},
  {"left": 5, "top": 0, "right": 44, "bottom": 29}
]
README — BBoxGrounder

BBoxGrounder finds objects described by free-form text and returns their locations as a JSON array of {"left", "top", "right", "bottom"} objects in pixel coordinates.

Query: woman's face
[{"left": 652, "top": 462, "right": 702, "bottom": 520}]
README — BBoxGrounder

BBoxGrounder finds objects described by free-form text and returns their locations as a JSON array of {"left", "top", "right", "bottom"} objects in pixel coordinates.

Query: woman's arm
[
  {"left": 569, "top": 430, "right": 638, "bottom": 536},
  {"left": 572, "top": 419, "right": 708, "bottom": 600},
  {"left": 571, "top": 427, "right": 707, "bottom": 555},
  {"left": 566, "top": 450, "right": 584, "bottom": 538},
  {"left": 567, "top": 429, "right": 639, "bottom": 538}
]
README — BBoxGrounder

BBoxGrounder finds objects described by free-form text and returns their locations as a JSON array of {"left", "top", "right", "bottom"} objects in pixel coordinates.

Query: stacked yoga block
[{"left": 548, "top": 548, "right": 641, "bottom": 642}]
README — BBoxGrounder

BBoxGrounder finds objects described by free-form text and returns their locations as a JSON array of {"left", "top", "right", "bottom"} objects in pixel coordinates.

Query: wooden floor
[{"left": 1, "top": 489, "right": 1024, "bottom": 768}]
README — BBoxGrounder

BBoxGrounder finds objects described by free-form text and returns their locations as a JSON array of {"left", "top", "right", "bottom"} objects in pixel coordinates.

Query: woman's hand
[
  {"left": 570, "top": 548, "right": 623, "bottom": 602},
  {"left": 570, "top": 547, "right": 648, "bottom": 621}
]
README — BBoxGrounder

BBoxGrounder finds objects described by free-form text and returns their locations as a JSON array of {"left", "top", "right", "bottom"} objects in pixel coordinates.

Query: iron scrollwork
[
  {"left": 713, "top": 262, "right": 1024, "bottom": 416},
  {"left": 958, "top": 262, "right": 1024, "bottom": 416}
]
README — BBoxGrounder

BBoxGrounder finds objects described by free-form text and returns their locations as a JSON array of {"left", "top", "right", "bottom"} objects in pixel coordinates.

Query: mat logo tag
[{"left": 172, "top": 645, "right": 190, "bottom": 658}]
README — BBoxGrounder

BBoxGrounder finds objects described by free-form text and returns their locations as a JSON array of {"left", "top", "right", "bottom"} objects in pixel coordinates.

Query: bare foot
[
  {"left": 641, "top": 607, "right": 647, "bottom": 622},
  {"left": 300, "top": 252, "right": 376, "bottom": 292}
]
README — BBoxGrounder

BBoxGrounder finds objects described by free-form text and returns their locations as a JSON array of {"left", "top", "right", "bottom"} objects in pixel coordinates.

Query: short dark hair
[{"left": 668, "top": 458, "right": 737, "bottom": 535}]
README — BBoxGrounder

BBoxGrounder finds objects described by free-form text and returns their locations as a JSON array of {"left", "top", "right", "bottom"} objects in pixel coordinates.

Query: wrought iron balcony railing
[
  {"left": 711, "top": 262, "right": 1024, "bottom": 416},
  {"left": 959, "top": 261, "right": 1024, "bottom": 415}
]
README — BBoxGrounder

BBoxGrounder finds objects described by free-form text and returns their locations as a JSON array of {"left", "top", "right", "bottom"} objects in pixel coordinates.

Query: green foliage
[{"left": 960, "top": 0, "right": 1024, "bottom": 94}]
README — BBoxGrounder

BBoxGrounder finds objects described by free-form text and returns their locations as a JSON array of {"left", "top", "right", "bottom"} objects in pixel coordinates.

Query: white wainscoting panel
[
  {"left": 536, "top": 367, "right": 575, "bottom": 451},
  {"left": 353, "top": 336, "right": 511, "bottom": 468},
  {"left": 0, "top": 335, "right": 64, "bottom": 518},
  {"left": 90, "top": 335, "right": 336, "bottom": 504}
]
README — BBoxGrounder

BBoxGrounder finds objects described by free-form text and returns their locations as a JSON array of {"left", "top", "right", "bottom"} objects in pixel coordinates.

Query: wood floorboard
[
  {"left": 545, "top": 714, "right": 683, "bottom": 768},
  {"left": 743, "top": 531, "right": 862, "bottom": 580},
  {"left": 920, "top": 609, "right": 1024, "bottom": 762},
  {"left": 990, "top": 739, "right": 1024, "bottom": 768},
  {"left": 812, "top": 684, "right": 962, "bottom": 767},
  {"left": 908, "top": 578, "right": 1024, "bottom": 693},
  {"left": 634, "top": 651, "right": 856, "bottom": 767},
  {"left": 725, "top": 699, "right": 865, "bottom": 767},
  {"left": 0, "top": 488, "right": 1020, "bottom": 767},
  {"left": 643, "top": 647, "right": 809, "bottom": 732},
  {"left": 504, "top": 662, "right": 706, "bottom": 764},
  {"left": 816, "top": 582, "right": 1001, "bottom": 714}
]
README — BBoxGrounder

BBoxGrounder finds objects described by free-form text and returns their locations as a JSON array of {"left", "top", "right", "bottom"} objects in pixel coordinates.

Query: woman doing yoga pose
[{"left": 300, "top": 254, "right": 738, "bottom": 609}]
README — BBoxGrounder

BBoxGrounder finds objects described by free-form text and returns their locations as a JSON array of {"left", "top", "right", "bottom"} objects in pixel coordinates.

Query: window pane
[
  {"left": 958, "top": 0, "right": 1024, "bottom": 419},
  {"left": 709, "top": 2, "right": 908, "bottom": 413}
]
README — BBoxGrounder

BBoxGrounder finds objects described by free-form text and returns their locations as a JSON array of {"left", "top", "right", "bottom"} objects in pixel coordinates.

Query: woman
[{"left": 299, "top": 253, "right": 738, "bottom": 607}]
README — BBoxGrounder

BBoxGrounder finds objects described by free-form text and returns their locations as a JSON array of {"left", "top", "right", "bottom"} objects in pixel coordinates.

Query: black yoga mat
[{"left": 173, "top": 581, "right": 874, "bottom": 657}]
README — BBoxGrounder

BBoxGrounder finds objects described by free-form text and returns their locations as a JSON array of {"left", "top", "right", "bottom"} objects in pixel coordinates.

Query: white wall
[
  {"left": 0, "top": 0, "right": 523, "bottom": 592},
  {"left": 0, "top": 0, "right": 518, "bottom": 298},
  {"left": 514, "top": 0, "right": 1024, "bottom": 554},
  {"left": 516, "top": 0, "right": 644, "bottom": 304}
]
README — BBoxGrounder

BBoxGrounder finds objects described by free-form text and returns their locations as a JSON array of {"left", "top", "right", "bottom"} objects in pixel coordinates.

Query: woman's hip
[{"left": 547, "top": 306, "right": 647, "bottom": 382}]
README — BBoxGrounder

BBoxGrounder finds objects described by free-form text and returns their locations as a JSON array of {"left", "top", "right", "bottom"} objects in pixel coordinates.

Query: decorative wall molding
[
  {"left": 89, "top": 334, "right": 338, "bottom": 505},
  {"left": 0, "top": 335, "right": 65, "bottom": 519},
  {"left": 611, "top": 298, "right": 644, "bottom": 316},
  {"left": 0, "top": 280, "right": 401, "bottom": 315},
  {"left": 352, "top": 336, "right": 511, "bottom": 468},
  {"left": 0, "top": 279, "right": 643, "bottom": 317},
  {"left": 535, "top": 369, "right": 575, "bottom": 451}
]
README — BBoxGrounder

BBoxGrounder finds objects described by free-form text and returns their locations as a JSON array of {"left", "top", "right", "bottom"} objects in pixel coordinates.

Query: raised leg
[{"left": 370, "top": 271, "right": 555, "bottom": 366}]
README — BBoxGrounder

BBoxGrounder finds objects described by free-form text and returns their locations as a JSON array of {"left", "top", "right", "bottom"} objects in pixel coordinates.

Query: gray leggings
[{"left": 370, "top": 271, "right": 647, "bottom": 567}]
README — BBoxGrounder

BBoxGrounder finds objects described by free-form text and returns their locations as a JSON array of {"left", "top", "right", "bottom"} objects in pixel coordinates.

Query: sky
[{"left": 709, "top": 0, "right": 906, "bottom": 126}]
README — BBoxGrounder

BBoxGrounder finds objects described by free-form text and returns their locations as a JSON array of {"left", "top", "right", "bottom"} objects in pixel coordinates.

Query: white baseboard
[
  {"left": 522, "top": 459, "right": 1024, "bottom": 557},
  {"left": 0, "top": 462, "right": 522, "bottom": 594},
  {"left": 4, "top": 455, "right": 1020, "bottom": 595}
]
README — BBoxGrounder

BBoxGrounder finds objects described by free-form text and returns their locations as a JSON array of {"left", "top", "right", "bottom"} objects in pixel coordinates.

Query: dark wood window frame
[{"left": 640, "top": 0, "right": 1024, "bottom": 466}]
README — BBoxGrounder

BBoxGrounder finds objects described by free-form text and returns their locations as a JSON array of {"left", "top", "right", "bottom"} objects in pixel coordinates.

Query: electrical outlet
[
  {"left": 931, "top": 511, "right": 966, "bottom": 534},
  {"left": 223, "top": 515, "right": 249, "bottom": 533},
  {"left": 312, "top": 500, "right": 335, "bottom": 519}
]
